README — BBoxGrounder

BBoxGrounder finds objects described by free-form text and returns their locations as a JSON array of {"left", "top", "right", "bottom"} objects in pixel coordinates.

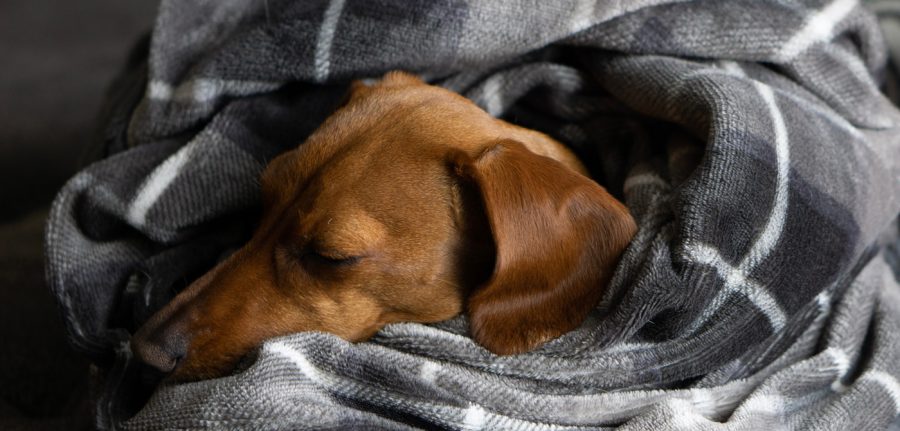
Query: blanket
[{"left": 45, "top": 0, "right": 900, "bottom": 429}]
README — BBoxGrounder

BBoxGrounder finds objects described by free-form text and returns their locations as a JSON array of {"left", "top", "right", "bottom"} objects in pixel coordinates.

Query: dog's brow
[{"left": 314, "top": 213, "right": 386, "bottom": 254}]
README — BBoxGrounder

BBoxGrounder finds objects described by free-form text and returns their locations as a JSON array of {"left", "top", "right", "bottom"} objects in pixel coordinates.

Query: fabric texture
[{"left": 45, "top": 0, "right": 900, "bottom": 429}]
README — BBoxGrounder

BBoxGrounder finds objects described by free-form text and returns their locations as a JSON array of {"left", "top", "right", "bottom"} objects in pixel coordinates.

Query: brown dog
[{"left": 131, "top": 72, "right": 637, "bottom": 381}]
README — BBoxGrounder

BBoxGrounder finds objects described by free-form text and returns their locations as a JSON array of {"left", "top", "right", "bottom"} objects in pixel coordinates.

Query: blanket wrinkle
[{"left": 45, "top": 0, "right": 900, "bottom": 429}]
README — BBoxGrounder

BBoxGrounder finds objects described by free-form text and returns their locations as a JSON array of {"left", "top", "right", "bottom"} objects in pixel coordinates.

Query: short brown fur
[{"left": 131, "top": 72, "right": 637, "bottom": 381}]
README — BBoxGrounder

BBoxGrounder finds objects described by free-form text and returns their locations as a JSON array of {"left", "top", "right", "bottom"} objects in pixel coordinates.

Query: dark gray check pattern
[{"left": 45, "top": 0, "right": 900, "bottom": 429}]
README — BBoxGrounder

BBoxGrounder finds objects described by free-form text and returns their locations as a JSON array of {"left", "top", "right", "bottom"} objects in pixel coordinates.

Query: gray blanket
[{"left": 45, "top": 0, "right": 900, "bottom": 429}]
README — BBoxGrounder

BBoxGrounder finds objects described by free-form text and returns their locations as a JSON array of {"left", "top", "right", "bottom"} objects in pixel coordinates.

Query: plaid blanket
[{"left": 45, "top": 0, "right": 900, "bottom": 429}]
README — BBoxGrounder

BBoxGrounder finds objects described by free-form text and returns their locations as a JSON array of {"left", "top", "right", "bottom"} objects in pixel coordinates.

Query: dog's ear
[{"left": 450, "top": 140, "right": 636, "bottom": 355}]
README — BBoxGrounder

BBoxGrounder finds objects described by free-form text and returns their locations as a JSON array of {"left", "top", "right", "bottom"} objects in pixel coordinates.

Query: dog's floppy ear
[{"left": 450, "top": 140, "right": 636, "bottom": 355}]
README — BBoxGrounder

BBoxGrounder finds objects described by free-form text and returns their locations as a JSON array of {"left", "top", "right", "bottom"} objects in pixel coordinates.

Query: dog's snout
[{"left": 132, "top": 323, "right": 189, "bottom": 374}]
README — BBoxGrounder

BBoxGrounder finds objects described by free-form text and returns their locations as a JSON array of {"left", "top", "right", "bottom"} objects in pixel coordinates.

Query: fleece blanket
[{"left": 46, "top": 0, "right": 900, "bottom": 429}]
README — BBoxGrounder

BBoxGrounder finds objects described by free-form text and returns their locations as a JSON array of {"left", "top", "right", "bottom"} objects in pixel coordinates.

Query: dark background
[{"left": 0, "top": 1, "right": 159, "bottom": 429}]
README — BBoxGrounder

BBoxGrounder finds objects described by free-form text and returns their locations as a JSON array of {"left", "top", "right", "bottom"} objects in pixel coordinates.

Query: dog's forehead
[
  {"left": 344, "top": 82, "right": 496, "bottom": 140},
  {"left": 261, "top": 81, "right": 495, "bottom": 236},
  {"left": 279, "top": 143, "right": 454, "bottom": 245},
  {"left": 301, "top": 210, "right": 387, "bottom": 253}
]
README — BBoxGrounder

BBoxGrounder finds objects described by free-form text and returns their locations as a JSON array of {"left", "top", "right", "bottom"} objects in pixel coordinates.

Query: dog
[{"left": 132, "top": 72, "right": 637, "bottom": 381}]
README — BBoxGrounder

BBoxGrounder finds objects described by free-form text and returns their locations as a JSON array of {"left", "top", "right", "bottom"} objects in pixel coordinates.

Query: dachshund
[{"left": 131, "top": 72, "right": 637, "bottom": 381}]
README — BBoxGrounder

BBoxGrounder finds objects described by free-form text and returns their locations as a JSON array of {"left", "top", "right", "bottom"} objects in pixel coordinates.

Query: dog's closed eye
[
  {"left": 305, "top": 249, "right": 363, "bottom": 266},
  {"left": 280, "top": 243, "right": 364, "bottom": 268}
]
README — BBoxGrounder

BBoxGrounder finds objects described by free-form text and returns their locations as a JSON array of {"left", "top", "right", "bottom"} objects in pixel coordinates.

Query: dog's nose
[{"left": 131, "top": 324, "right": 188, "bottom": 374}]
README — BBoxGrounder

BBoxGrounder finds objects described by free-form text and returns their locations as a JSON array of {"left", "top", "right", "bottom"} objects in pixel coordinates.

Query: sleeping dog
[{"left": 132, "top": 72, "right": 636, "bottom": 381}]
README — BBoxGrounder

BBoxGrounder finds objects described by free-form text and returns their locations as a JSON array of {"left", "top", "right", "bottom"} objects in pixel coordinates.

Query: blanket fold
[{"left": 46, "top": 0, "right": 900, "bottom": 429}]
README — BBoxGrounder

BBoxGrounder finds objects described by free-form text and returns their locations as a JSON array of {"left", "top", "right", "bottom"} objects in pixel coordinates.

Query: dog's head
[{"left": 132, "top": 72, "right": 636, "bottom": 381}]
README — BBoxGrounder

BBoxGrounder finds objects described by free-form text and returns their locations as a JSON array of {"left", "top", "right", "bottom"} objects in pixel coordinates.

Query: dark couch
[{"left": 0, "top": 1, "right": 157, "bottom": 429}]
